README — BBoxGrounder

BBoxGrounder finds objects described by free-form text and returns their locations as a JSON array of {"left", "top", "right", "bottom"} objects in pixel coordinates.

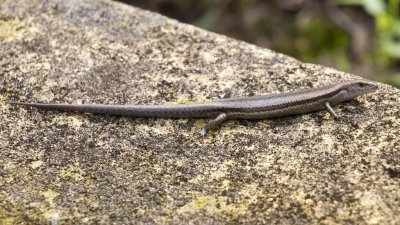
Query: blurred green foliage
[
  {"left": 334, "top": 0, "right": 400, "bottom": 86},
  {"left": 120, "top": 0, "right": 400, "bottom": 87}
]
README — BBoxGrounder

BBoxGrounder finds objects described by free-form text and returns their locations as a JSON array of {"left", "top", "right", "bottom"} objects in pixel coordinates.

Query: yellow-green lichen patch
[
  {"left": 30, "top": 160, "right": 44, "bottom": 169},
  {"left": 356, "top": 190, "right": 396, "bottom": 224},
  {"left": 41, "top": 189, "right": 61, "bottom": 225},
  {"left": 42, "top": 189, "right": 58, "bottom": 207},
  {"left": 16, "top": 57, "right": 51, "bottom": 77},
  {"left": 0, "top": 18, "right": 22, "bottom": 39},
  {"left": 0, "top": 94, "right": 10, "bottom": 111},
  {"left": 178, "top": 193, "right": 228, "bottom": 214},
  {"left": 51, "top": 115, "right": 86, "bottom": 130},
  {"left": 195, "top": 74, "right": 213, "bottom": 85},
  {"left": 60, "top": 164, "right": 86, "bottom": 182},
  {"left": 178, "top": 184, "right": 264, "bottom": 217},
  {"left": 199, "top": 51, "right": 217, "bottom": 64},
  {"left": 0, "top": 217, "right": 17, "bottom": 225}
]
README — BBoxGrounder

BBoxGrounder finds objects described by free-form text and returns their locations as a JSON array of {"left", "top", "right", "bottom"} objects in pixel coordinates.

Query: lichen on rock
[{"left": 0, "top": 0, "right": 399, "bottom": 224}]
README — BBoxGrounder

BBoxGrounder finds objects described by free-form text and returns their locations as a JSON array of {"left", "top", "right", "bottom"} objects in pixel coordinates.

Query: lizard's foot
[{"left": 199, "top": 113, "right": 229, "bottom": 136}]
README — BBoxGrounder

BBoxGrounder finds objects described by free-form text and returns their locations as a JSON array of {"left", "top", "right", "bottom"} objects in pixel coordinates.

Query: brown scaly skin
[{"left": 10, "top": 80, "right": 378, "bottom": 135}]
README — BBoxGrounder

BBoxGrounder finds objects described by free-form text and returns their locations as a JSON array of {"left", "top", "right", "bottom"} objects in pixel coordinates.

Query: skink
[{"left": 11, "top": 80, "right": 378, "bottom": 135}]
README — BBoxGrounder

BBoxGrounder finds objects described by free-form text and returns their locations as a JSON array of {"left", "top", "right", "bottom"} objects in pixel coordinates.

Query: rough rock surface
[{"left": 0, "top": 0, "right": 399, "bottom": 224}]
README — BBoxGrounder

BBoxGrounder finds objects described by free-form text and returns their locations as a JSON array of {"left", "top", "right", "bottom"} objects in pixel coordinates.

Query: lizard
[{"left": 10, "top": 80, "right": 378, "bottom": 136}]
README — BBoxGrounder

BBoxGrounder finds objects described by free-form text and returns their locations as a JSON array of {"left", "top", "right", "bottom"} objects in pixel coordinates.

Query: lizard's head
[{"left": 337, "top": 80, "right": 378, "bottom": 101}]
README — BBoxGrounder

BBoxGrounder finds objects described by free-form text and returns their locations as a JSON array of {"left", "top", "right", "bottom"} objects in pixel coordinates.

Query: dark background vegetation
[{"left": 117, "top": 0, "right": 400, "bottom": 87}]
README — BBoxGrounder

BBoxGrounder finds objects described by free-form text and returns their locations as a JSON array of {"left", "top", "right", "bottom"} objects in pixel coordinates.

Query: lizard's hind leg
[{"left": 199, "top": 113, "right": 229, "bottom": 136}]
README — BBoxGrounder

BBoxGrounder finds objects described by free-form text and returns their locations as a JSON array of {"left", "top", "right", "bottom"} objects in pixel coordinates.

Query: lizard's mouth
[{"left": 361, "top": 82, "right": 378, "bottom": 94}]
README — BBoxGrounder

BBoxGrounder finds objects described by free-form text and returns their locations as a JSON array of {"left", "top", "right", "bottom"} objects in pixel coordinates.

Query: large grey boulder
[{"left": 0, "top": 0, "right": 399, "bottom": 224}]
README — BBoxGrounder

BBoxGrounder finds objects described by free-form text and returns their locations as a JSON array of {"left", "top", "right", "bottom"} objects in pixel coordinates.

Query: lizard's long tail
[{"left": 9, "top": 102, "right": 220, "bottom": 118}]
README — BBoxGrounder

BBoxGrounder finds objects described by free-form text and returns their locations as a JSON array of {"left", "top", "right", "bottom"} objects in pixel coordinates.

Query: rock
[{"left": 0, "top": 0, "right": 399, "bottom": 224}]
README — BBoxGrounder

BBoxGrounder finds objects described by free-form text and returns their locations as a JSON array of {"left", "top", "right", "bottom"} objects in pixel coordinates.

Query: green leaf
[
  {"left": 333, "top": 0, "right": 385, "bottom": 16},
  {"left": 362, "top": 0, "right": 385, "bottom": 16}
]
